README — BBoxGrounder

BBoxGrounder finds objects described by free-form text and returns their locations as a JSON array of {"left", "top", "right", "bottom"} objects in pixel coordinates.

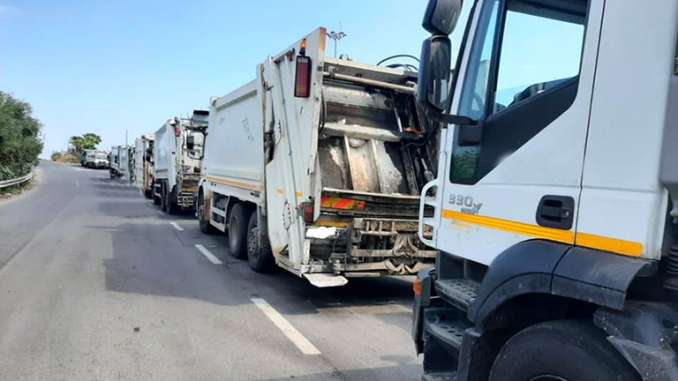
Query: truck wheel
[
  {"left": 198, "top": 192, "right": 216, "bottom": 234},
  {"left": 247, "top": 211, "right": 274, "bottom": 273},
  {"left": 167, "top": 187, "right": 178, "bottom": 215},
  {"left": 160, "top": 182, "right": 168, "bottom": 212},
  {"left": 227, "top": 203, "right": 248, "bottom": 259},
  {"left": 489, "top": 320, "right": 639, "bottom": 381},
  {"left": 152, "top": 182, "right": 161, "bottom": 205},
  {"left": 153, "top": 186, "right": 161, "bottom": 206}
]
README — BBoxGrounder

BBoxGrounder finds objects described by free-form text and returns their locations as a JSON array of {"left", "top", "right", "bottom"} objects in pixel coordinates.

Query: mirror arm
[{"left": 429, "top": 111, "right": 478, "bottom": 126}]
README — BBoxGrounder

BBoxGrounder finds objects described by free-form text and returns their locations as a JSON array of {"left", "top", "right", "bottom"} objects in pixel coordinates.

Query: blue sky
[{"left": 0, "top": 1, "right": 446, "bottom": 157}]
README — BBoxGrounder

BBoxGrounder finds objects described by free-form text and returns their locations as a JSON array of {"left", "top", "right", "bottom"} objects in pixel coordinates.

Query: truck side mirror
[
  {"left": 417, "top": 36, "right": 452, "bottom": 111},
  {"left": 423, "top": 0, "right": 463, "bottom": 35}
]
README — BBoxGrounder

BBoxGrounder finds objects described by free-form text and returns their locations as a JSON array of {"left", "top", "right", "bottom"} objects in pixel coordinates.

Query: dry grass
[{"left": 53, "top": 153, "right": 80, "bottom": 164}]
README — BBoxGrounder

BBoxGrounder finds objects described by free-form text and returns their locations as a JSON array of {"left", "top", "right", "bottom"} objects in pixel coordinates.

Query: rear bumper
[
  {"left": 303, "top": 217, "right": 436, "bottom": 276},
  {"left": 177, "top": 191, "right": 195, "bottom": 208},
  {"left": 310, "top": 217, "right": 436, "bottom": 255}
]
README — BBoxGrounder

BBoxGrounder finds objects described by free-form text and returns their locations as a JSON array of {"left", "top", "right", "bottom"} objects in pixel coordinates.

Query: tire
[
  {"left": 227, "top": 203, "right": 248, "bottom": 259},
  {"left": 167, "top": 186, "right": 178, "bottom": 215},
  {"left": 489, "top": 320, "right": 639, "bottom": 381},
  {"left": 247, "top": 211, "right": 274, "bottom": 272},
  {"left": 198, "top": 191, "right": 216, "bottom": 234},
  {"left": 152, "top": 182, "right": 161, "bottom": 205},
  {"left": 153, "top": 187, "right": 161, "bottom": 205},
  {"left": 160, "top": 182, "right": 168, "bottom": 212}
]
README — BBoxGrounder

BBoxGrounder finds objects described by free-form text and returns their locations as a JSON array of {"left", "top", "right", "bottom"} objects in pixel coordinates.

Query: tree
[
  {"left": 69, "top": 133, "right": 102, "bottom": 154},
  {"left": 0, "top": 92, "right": 43, "bottom": 180}
]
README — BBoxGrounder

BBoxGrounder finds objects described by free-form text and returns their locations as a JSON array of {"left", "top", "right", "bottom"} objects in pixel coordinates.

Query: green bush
[
  {"left": 51, "top": 152, "right": 62, "bottom": 161},
  {"left": 0, "top": 92, "right": 43, "bottom": 181}
]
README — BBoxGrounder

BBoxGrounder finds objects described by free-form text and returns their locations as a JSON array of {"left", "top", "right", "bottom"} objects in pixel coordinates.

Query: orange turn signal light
[{"left": 413, "top": 278, "right": 422, "bottom": 297}]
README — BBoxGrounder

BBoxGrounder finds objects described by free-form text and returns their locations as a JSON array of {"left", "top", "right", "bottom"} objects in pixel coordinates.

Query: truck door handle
[{"left": 536, "top": 195, "right": 575, "bottom": 230}]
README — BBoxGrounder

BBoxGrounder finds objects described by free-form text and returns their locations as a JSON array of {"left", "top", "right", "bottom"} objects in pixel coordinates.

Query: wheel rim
[{"left": 529, "top": 376, "right": 568, "bottom": 381}]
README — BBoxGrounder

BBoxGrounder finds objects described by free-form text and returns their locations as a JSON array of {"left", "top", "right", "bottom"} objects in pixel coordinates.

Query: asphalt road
[{"left": 0, "top": 161, "right": 422, "bottom": 381}]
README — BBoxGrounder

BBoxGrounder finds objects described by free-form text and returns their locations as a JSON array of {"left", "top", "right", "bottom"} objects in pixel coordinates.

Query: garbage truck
[
  {"left": 153, "top": 111, "right": 207, "bottom": 214},
  {"left": 82, "top": 150, "right": 109, "bottom": 169},
  {"left": 134, "top": 134, "right": 155, "bottom": 198},
  {"left": 411, "top": 0, "right": 678, "bottom": 380},
  {"left": 109, "top": 145, "right": 132, "bottom": 180},
  {"left": 197, "top": 28, "right": 438, "bottom": 287}
]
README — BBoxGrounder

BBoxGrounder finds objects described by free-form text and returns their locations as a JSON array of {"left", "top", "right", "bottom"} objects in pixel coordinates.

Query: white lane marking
[
  {"left": 194, "top": 244, "right": 222, "bottom": 265},
  {"left": 169, "top": 222, "right": 184, "bottom": 231},
  {"left": 251, "top": 297, "right": 321, "bottom": 355}
]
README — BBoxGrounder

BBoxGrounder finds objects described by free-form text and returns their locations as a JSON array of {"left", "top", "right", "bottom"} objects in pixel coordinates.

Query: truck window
[
  {"left": 458, "top": 0, "right": 500, "bottom": 122},
  {"left": 451, "top": 0, "right": 500, "bottom": 184},
  {"left": 493, "top": 8, "right": 585, "bottom": 113},
  {"left": 450, "top": 0, "right": 588, "bottom": 185}
]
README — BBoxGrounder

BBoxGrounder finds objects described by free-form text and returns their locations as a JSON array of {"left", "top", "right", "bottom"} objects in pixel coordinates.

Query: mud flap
[{"left": 304, "top": 273, "right": 349, "bottom": 287}]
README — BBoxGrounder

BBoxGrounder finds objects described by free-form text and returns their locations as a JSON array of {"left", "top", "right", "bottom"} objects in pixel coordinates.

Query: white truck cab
[{"left": 412, "top": 0, "right": 678, "bottom": 380}]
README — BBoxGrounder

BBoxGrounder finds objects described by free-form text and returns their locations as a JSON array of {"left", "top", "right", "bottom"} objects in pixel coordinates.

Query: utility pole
[
  {"left": 125, "top": 129, "right": 128, "bottom": 147},
  {"left": 328, "top": 28, "right": 347, "bottom": 58}
]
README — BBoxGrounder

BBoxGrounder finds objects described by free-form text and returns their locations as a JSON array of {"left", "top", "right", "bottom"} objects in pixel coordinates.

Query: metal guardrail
[{"left": 0, "top": 171, "right": 33, "bottom": 189}]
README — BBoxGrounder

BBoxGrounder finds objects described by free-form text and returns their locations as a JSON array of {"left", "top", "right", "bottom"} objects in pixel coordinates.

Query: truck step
[
  {"left": 423, "top": 372, "right": 457, "bottom": 381},
  {"left": 423, "top": 309, "right": 471, "bottom": 352},
  {"left": 435, "top": 279, "right": 479, "bottom": 312}
]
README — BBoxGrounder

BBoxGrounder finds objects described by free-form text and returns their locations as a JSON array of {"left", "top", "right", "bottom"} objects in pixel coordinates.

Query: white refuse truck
[
  {"left": 197, "top": 28, "right": 438, "bottom": 287},
  {"left": 109, "top": 145, "right": 132, "bottom": 180},
  {"left": 83, "top": 150, "right": 109, "bottom": 169},
  {"left": 134, "top": 134, "right": 155, "bottom": 198},
  {"left": 153, "top": 111, "right": 208, "bottom": 214},
  {"left": 410, "top": 0, "right": 678, "bottom": 380}
]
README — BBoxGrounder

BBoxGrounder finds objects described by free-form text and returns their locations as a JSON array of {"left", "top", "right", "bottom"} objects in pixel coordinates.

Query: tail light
[
  {"left": 175, "top": 127, "right": 181, "bottom": 137},
  {"left": 301, "top": 201, "right": 315, "bottom": 223},
  {"left": 413, "top": 278, "right": 422, "bottom": 297},
  {"left": 294, "top": 39, "right": 312, "bottom": 98}
]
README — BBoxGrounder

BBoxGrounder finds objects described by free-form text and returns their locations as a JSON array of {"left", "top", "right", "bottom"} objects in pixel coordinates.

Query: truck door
[
  {"left": 431, "top": 0, "right": 602, "bottom": 265},
  {"left": 260, "top": 59, "right": 307, "bottom": 264}
]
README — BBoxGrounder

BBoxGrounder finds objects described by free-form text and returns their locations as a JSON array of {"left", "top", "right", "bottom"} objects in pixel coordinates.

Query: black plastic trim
[
  {"left": 552, "top": 247, "right": 651, "bottom": 310},
  {"left": 469, "top": 240, "right": 570, "bottom": 323},
  {"left": 413, "top": 267, "right": 435, "bottom": 354},
  {"left": 469, "top": 241, "right": 651, "bottom": 325},
  {"left": 594, "top": 302, "right": 678, "bottom": 381},
  {"left": 536, "top": 195, "right": 575, "bottom": 230}
]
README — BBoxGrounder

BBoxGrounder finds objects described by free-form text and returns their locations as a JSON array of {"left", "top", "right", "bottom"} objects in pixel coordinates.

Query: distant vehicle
[
  {"left": 80, "top": 149, "right": 94, "bottom": 166},
  {"left": 134, "top": 134, "right": 155, "bottom": 198},
  {"left": 82, "top": 150, "right": 109, "bottom": 169},
  {"left": 152, "top": 112, "right": 207, "bottom": 214},
  {"left": 197, "top": 28, "right": 436, "bottom": 287},
  {"left": 109, "top": 145, "right": 132, "bottom": 179}
]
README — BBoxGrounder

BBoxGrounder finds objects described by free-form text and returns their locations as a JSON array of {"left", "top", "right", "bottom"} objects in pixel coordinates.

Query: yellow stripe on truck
[
  {"left": 441, "top": 209, "right": 643, "bottom": 258},
  {"left": 575, "top": 233, "right": 643, "bottom": 258},
  {"left": 207, "top": 176, "right": 261, "bottom": 192}
]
